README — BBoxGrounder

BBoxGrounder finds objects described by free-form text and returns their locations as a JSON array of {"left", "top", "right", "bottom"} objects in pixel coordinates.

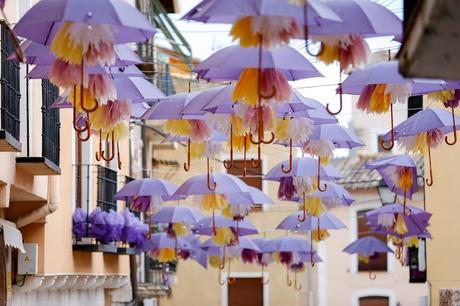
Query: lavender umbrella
[
  {"left": 194, "top": 45, "right": 323, "bottom": 81},
  {"left": 201, "top": 237, "right": 260, "bottom": 253},
  {"left": 192, "top": 216, "right": 258, "bottom": 237},
  {"left": 382, "top": 107, "right": 460, "bottom": 186},
  {"left": 143, "top": 92, "right": 202, "bottom": 120},
  {"left": 264, "top": 157, "right": 343, "bottom": 190},
  {"left": 343, "top": 235, "right": 393, "bottom": 279},
  {"left": 11, "top": 40, "right": 141, "bottom": 66},
  {"left": 144, "top": 233, "right": 198, "bottom": 251},
  {"left": 314, "top": 0, "right": 402, "bottom": 37},
  {"left": 151, "top": 206, "right": 203, "bottom": 225},
  {"left": 365, "top": 155, "right": 418, "bottom": 212},
  {"left": 181, "top": 0, "right": 341, "bottom": 25},
  {"left": 27, "top": 64, "right": 145, "bottom": 79},
  {"left": 276, "top": 212, "right": 347, "bottom": 232},
  {"left": 174, "top": 173, "right": 250, "bottom": 196},
  {"left": 115, "top": 178, "right": 178, "bottom": 202},
  {"left": 14, "top": 0, "right": 155, "bottom": 44},
  {"left": 310, "top": 124, "right": 364, "bottom": 149},
  {"left": 265, "top": 236, "right": 315, "bottom": 254}
]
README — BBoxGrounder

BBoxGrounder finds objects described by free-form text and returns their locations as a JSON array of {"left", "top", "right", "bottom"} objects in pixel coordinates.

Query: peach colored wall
[{"left": 424, "top": 107, "right": 460, "bottom": 305}]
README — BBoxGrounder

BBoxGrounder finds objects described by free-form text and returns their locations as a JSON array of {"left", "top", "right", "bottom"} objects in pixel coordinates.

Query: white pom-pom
[
  {"left": 205, "top": 113, "right": 231, "bottom": 135},
  {"left": 293, "top": 176, "right": 315, "bottom": 195},
  {"left": 303, "top": 139, "right": 335, "bottom": 158},
  {"left": 290, "top": 117, "right": 314, "bottom": 145},
  {"left": 385, "top": 84, "right": 412, "bottom": 104},
  {"left": 377, "top": 213, "right": 395, "bottom": 228},
  {"left": 205, "top": 142, "right": 223, "bottom": 158}
]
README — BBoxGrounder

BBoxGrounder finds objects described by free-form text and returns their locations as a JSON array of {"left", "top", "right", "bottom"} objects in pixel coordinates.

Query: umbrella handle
[
  {"left": 327, "top": 69, "right": 343, "bottom": 115},
  {"left": 310, "top": 231, "right": 315, "bottom": 267},
  {"left": 219, "top": 246, "right": 226, "bottom": 270},
  {"left": 445, "top": 106, "right": 457, "bottom": 145},
  {"left": 79, "top": 61, "right": 98, "bottom": 113},
  {"left": 212, "top": 210, "right": 217, "bottom": 236},
  {"left": 218, "top": 269, "right": 226, "bottom": 286},
  {"left": 380, "top": 103, "right": 395, "bottom": 151},
  {"left": 184, "top": 139, "right": 191, "bottom": 172},
  {"left": 223, "top": 125, "right": 234, "bottom": 169},
  {"left": 243, "top": 137, "right": 249, "bottom": 176},
  {"left": 76, "top": 122, "right": 91, "bottom": 142},
  {"left": 96, "top": 131, "right": 115, "bottom": 162},
  {"left": 251, "top": 143, "right": 261, "bottom": 169},
  {"left": 227, "top": 260, "right": 236, "bottom": 284},
  {"left": 317, "top": 157, "right": 328, "bottom": 192},
  {"left": 230, "top": 220, "right": 240, "bottom": 246},
  {"left": 281, "top": 139, "right": 293, "bottom": 174},
  {"left": 426, "top": 146, "right": 434, "bottom": 186},
  {"left": 286, "top": 267, "right": 292, "bottom": 287},
  {"left": 316, "top": 219, "right": 321, "bottom": 241},
  {"left": 117, "top": 142, "right": 122, "bottom": 170},
  {"left": 303, "top": 3, "right": 324, "bottom": 57},
  {"left": 368, "top": 264, "right": 377, "bottom": 280},
  {"left": 294, "top": 273, "right": 302, "bottom": 291},
  {"left": 207, "top": 158, "right": 217, "bottom": 191},
  {"left": 403, "top": 191, "right": 411, "bottom": 216},
  {"left": 298, "top": 193, "right": 307, "bottom": 222},
  {"left": 262, "top": 265, "right": 270, "bottom": 285}
]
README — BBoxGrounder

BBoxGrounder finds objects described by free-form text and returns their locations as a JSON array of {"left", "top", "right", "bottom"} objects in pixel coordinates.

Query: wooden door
[
  {"left": 228, "top": 277, "right": 263, "bottom": 306},
  {"left": 359, "top": 296, "right": 390, "bottom": 306}
]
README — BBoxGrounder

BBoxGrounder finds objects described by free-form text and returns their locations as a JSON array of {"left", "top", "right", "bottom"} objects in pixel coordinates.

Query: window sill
[
  {"left": 72, "top": 243, "right": 118, "bottom": 254},
  {"left": 16, "top": 156, "right": 61, "bottom": 175},
  {"left": 0, "top": 130, "right": 21, "bottom": 152}
]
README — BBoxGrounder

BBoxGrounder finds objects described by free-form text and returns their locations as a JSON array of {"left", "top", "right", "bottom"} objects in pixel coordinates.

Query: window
[
  {"left": 227, "top": 160, "right": 263, "bottom": 190},
  {"left": 125, "top": 176, "right": 140, "bottom": 218},
  {"left": 408, "top": 95, "right": 423, "bottom": 117},
  {"left": 359, "top": 296, "right": 389, "bottom": 306},
  {"left": 97, "top": 165, "right": 118, "bottom": 212},
  {"left": 41, "top": 79, "right": 60, "bottom": 166},
  {"left": 228, "top": 278, "right": 263, "bottom": 306},
  {"left": 0, "top": 21, "right": 21, "bottom": 141},
  {"left": 357, "top": 210, "right": 387, "bottom": 271}
]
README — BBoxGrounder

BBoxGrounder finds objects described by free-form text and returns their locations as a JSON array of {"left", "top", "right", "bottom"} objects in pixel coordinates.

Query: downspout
[{"left": 15, "top": 176, "right": 59, "bottom": 229}]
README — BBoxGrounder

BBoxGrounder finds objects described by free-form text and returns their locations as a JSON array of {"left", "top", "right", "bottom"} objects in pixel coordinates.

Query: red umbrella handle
[
  {"left": 426, "top": 146, "right": 434, "bottom": 186},
  {"left": 79, "top": 61, "right": 98, "bottom": 113},
  {"left": 223, "top": 124, "right": 234, "bottom": 169},
  {"left": 251, "top": 142, "right": 261, "bottom": 169},
  {"left": 298, "top": 193, "right": 307, "bottom": 222},
  {"left": 184, "top": 139, "right": 191, "bottom": 171},
  {"left": 317, "top": 157, "right": 328, "bottom": 192},
  {"left": 445, "top": 106, "right": 457, "bottom": 145},
  {"left": 303, "top": 2, "right": 324, "bottom": 57},
  {"left": 327, "top": 62, "right": 343, "bottom": 115},
  {"left": 281, "top": 139, "right": 293, "bottom": 173},
  {"left": 207, "top": 158, "right": 217, "bottom": 191}
]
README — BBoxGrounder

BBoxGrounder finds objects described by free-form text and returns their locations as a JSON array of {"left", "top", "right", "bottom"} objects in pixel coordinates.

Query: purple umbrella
[
  {"left": 276, "top": 212, "right": 347, "bottom": 232},
  {"left": 265, "top": 236, "right": 319, "bottom": 269},
  {"left": 382, "top": 107, "right": 460, "bottom": 186},
  {"left": 309, "top": 124, "right": 364, "bottom": 149},
  {"left": 365, "top": 155, "right": 418, "bottom": 211},
  {"left": 151, "top": 205, "right": 203, "bottom": 225},
  {"left": 113, "top": 77, "right": 166, "bottom": 102},
  {"left": 194, "top": 45, "right": 323, "bottom": 81},
  {"left": 201, "top": 237, "right": 260, "bottom": 252},
  {"left": 343, "top": 235, "right": 393, "bottom": 279},
  {"left": 192, "top": 215, "right": 258, "bottom": 237},
  {"left": 14, "top": 0, "right": 155, "bottom": 44},
  {"left": 144, "top": 233, "right": 198, "bottom": 252},
  {"left": 174, "top": 173, "right": 250, "bottom": 196},
  {"left": 27, "top": 64, "right": 145, "bottom": 79},
  {"left": 181, "top": 0, "right": 341, "bottom": 25},
  {"left": 337, "top": 61, "right": 453, "bottom": 150},
  {"left": 11, "top": 40, "right": 141, "bottom": 66},
  {"left": 143, "top": 92, "right": 202, "bottom": 120},
  {"left": 264, "top": 157, "right": 343, "bottom": 195}
]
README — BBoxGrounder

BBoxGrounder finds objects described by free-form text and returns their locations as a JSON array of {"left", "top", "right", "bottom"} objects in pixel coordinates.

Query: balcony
[
  {"left": 16, "top": 80, "right": 61, "bottom": 175},
  {"left": 138, "top": 260, "right": 176, "bottom": 299},
  {"left": 0, "top": 22, "right": 21, "bottom": 152}
]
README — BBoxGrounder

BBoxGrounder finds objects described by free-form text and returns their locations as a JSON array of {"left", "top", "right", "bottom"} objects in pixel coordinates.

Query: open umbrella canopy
[
  {"left": 14, "top": 0, "right": 156, "bottom": 44},
  {"left": 276, "top": 212, "right": 347, "bottom": 232},
  {"left": 143, "top": 92, "right": 202, "bottom": 120},
  {"left": 114, "top": 178, "right": 179, "bottom": 201},
  {"left": 174, "top": 173, "right": 251, "bottom": 196},
  {"left": 113, "top": 77, "right": 166, "bottom": 103},
  {"left": 201, "top": 237, "right": 260, "bottom": 252},
  {"left": 225, "top": 187, "right": 274, "bottom": 206},
  {"left": 343, "top": 236, "right": 393, "bottom": 256},
  {"left": 27, "top": 64, "right": 145, "bottom": 79},
  {"left": 341, "top": 61, "right": 450, "bottom": 95},
  {"left": 264, "top": 236, "right": 316, "bottom": 254},
  {"left": 144, "top": 233, "right": 199, "bottom": 251},
  {"left": 264, "top": 157, "right": 343, "bottom": 181},
  {"left": 11, "top": 40, "right": 142, "bottom": 66},
  {"left": 181, "top": 0, "right": 341, "bottom": 25},
  {"left": 314, "top": 0, "right": 401, "bottom": 37},
  {"left": 192, "top": 215, "right": 258, "bottom": 236},
  {"left": 365, "top": 155, "right": 419, "bottom": 199},
  {"left": 383, "top": 107, "right": 460, "bottom": 140},
  {"left": 194, "top": 45, "right": 323, "bottom": 81},
  {"left": 308, "top": 182, "right": 355, "bottom": 206},
  {"left": 151, "top": 206, "right": 203, "bottom": 225},
  {"left": 310, "top": 124, "right": 364, "bottom": 149}
]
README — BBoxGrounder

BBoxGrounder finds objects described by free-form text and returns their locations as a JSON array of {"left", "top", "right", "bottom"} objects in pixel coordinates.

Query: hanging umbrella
[
  {"left": 27, "top": 64, "right": 145, "bottom": 79},
  {"left": 382, "top": 107, "right": 460, "bottom": 186},
  {"left": 151, "top": 205, "right": 203, "bottom": 225},
  {"left": 265, "top": 236, "right": 319, "bottom": 272},
  {"left": 13, "top": 0, "right": 155, "bottom": 45},
  {"left": 223, "top": 187, "right": 273, "bottom": 222},
  {"left": 343, "top": 235, "right": 393, "bottom": 279},
  {"left": 145, "top": 233, "right": 199, "bottom": 263},
  {"left": 338, "top": 61, "right": 453, "bottom": 149},
  {"left": 265, "top": 157, "right": 342, "bottom": 197},
  {"left": 365, "top": 155, "right": 419, "bottom": 214},
  {"left": 10, "top": 40, "right": 142, "bottom": 66},
  {"left": 192, "top": 215, "right": 258, "bottom": 239}
]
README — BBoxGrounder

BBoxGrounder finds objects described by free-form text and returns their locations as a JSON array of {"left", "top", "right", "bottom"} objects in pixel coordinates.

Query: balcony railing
[
  {"left": 0, "top": 21, "right": 20, "bottom": 143},
  {"left": 97, "top": 165, "right": 118, "bottom": 212},
  {"left": 41, "top": 79, "right": 60, "bottom": 166}
]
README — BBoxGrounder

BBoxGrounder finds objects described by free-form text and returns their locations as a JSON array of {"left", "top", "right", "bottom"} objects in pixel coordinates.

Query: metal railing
[
  {"left": 97, "top": 165, "right": 118, "bottom": 212},
  {"left": 41, "top": 79, "right": 60, "bottom": 165},
  {"left": 0, "top": 21, "right": 20, "bottom": 140}
]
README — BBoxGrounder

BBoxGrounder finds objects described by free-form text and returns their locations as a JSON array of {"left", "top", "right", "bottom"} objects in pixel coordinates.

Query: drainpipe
[{"left": 15, "top": 176, "right": 59, "bottom": 229}]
